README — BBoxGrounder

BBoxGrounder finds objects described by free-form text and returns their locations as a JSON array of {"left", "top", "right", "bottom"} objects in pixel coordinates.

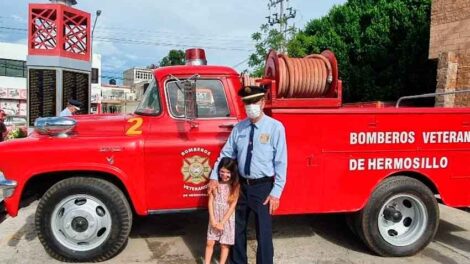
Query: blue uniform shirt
[
  {"left": 210, "top": 114, "right": 287, "bottom": 198},
  {"left": 59, "top": 108, "right": 72, "bottom": 117}
]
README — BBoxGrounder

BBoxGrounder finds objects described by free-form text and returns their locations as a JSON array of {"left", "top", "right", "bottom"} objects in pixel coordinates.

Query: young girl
[{"left": 205, "top": 157, "right": 240, "bottom": 264}]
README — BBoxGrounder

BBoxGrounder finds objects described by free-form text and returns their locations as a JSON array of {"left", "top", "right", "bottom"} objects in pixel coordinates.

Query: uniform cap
[
  {"left": 238, "top": 86, "right": 267, "bottom": 103},
  {"left": 68, "top": 99, "right": 82, "bottom": 110}
]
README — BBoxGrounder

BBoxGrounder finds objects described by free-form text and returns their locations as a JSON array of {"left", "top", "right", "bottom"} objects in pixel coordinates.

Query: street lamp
[
  {"left": 92, "top": 10, "right": 102, "bottom": 39},
  {"left": 91, "top": 10, "right": 102, "bottom": 114}
]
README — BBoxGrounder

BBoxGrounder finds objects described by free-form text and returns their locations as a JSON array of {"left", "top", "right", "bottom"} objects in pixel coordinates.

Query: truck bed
[{"left": 269, "top": 106, "right": 470, "bottom": 214}]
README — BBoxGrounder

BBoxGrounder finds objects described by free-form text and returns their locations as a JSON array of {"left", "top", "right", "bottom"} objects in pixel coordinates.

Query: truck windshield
[{"left": 135, "top": 78, "right": 161, "bottom": 115}]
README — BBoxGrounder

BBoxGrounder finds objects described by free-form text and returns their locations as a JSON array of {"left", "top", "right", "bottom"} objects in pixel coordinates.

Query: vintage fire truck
[{"left": 1, "top": 48, "right": 470, "bottom": 262}]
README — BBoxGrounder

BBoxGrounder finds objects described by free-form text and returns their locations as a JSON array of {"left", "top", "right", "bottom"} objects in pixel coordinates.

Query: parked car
[
  {"left": 4, "top": 115, "right": 27, "bottom": 138},
  {"left": 4, "top": 115, "right": 26, "bottom": 130}
]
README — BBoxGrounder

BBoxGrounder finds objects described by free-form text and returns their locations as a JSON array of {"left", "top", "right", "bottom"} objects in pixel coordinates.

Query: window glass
[
  {"left": 91, "top": 68, "right": 99, "bottom": 83},
  {"left": 135, "top": 77, "right": 161, "bottom": 115},
  {"left": 0, "top": 59, "right": 5, "bottom": 76},
  {"left": 166, "top": 79, "right": 229, "bottom": 118},
  {"left": 0, "top": 59, "right": 26, "bottom": 78}
]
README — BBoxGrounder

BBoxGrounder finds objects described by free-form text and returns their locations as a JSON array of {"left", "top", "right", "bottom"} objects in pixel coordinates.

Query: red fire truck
[{"left": 0, "top": 48, "right": 469, "bottom": 262}]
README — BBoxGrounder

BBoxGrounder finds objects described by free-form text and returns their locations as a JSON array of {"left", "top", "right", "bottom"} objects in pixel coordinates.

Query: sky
[{"left": 0, "top": 0, "right": 346, "bottom": 82}]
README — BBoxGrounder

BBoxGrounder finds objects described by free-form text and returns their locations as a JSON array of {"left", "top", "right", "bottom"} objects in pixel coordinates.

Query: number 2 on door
[{"left": 126, "top": 117, "right": 143, "bottom": 136}]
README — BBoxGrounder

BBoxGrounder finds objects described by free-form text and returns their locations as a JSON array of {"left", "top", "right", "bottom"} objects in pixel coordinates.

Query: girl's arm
[
  {"left": 208, "top": 192, "right": 217, "bottom": 226},
  {"left": 220, "top": 196, "right": 238, "bottom": 225}
]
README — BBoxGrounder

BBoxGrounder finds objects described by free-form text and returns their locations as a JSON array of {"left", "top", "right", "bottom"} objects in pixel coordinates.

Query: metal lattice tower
[{"left": 266, "top": 0, "right": 297, "bottom": 53}]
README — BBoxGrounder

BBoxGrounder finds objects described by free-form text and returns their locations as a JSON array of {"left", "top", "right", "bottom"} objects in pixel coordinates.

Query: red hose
[{"left": 267, "top": 51, "right": 333, "bottom": 98}]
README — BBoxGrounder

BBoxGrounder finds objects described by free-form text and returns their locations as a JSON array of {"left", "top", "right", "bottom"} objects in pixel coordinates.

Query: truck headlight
[{"left": 0, "top": 171, "right": 17, "bottom": 200}]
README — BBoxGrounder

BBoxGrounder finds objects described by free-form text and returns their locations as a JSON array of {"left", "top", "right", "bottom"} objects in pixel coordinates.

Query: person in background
[
  {"left": 204, "top": 157, "right": 240, "bottom": 264},
  {"left": 60, "top": 99, "right": 82, "bottom": 117},
  {"left": 208, "top": 86, "right": 288, "bottom": 264},
  {"left": 0, "top": 110, "right": 7, "bottom": 142}
]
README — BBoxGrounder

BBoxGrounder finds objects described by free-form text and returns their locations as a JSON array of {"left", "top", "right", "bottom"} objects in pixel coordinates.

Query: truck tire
[
  {"left": 35, "top": 177, "right": 132, "bottom": 262},
  {"left": 356, "top": 176, "right": 439, "bottom": 256}
]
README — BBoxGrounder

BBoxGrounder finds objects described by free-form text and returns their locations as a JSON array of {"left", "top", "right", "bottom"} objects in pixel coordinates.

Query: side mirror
[
  {"left": 183, "top": 80, "right": 197, "bottom": 120},
  {"left": 34, "top": 117, "right": 76, "bottom": 137}
]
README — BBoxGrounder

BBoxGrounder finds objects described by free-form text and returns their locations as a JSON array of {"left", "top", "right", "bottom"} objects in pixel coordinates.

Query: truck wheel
[
  {"left": 357, "top": 176, "right": 439, "bottom": 256},
  {"left": 35, "top": 177, "right": 132, "bottom": 262}
]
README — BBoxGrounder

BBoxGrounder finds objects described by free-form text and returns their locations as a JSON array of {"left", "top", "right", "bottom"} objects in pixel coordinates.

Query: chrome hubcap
[
  {"left": 51, "top": 194, "right": 112, "bottom": 251},
  {"left": 378, "top": 194, "right": 428, "bottom": 246}
]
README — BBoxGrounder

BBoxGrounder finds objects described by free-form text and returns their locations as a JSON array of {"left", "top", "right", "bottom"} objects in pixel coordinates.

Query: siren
[{"left": 185, "top": 48, "right": 207, "bottom": 66}]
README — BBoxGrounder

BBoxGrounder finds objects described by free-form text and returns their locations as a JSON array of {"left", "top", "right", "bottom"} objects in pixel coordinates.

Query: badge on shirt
[{"left": 259, "top": 133, "right": 270, "bottom": 144}]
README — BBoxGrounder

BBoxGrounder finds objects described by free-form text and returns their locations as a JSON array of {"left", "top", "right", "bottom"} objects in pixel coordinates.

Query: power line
[
  {"left": 94, "top": 36, "right": 253, "bottom": 51},
  {"left": 0, "top": 26, "right": 254, "bottom": 52},
  {"left": 232, "top": 57, "right": 250, "bottom": 69},
  {"left": 94, "top": 24, "right": 253, "bottom": 41},
  {"left": 94, "top": 28, "right": 254, "bottom": 44},
  {"left": 1, "top": 16, "right": 254, "bottom": 43}
]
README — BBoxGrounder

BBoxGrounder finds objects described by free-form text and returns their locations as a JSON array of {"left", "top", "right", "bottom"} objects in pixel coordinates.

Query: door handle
[{"left": 219, "top": 123, "right": 235, "bottom": 129}]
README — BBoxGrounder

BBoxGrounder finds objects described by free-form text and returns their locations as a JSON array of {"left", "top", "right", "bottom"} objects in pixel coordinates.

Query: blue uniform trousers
[{"left": 229, "top": 181, "right": 273, "bottom": 264}]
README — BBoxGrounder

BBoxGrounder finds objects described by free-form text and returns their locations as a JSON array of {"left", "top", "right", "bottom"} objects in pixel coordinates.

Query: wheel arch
[
  {"left": 384, "top": 171, "right": 439, "bottom": 196},
  {"left": 20, "top": 170, "right": 141, "bottom": 215},
  {"left": 355, "top": 171, "right": 440, "bottom": 212}
]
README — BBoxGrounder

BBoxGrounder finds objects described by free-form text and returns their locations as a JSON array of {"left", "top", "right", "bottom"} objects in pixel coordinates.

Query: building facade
[
  {"left": 123, "top": 67, "right": 153, "bottom": 101},
  {"left": 1, "top": 42, "right": 150, "bottom": 116},
  {"left": 100, "top": 83, "right": 137, "bottom": 114},
  {"left": 0, "top": 42, "right": 104, "bottom": 116},
  {"left": 90, "top": 54, "right": 102, "bottom": 114},
  {"left": 0, "top": 42, "right": 27, "bottom": 116},
  {"left": 429, "top": 0, "right": 470, "bottom": 107},
  {"left": 123, "top": 67, "right": 153, "bottom": 87}
]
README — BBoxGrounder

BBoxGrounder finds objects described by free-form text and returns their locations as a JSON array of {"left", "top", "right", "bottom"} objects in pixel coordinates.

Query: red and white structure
[{"left": 27, "top": 0, "right": 91, "bottom": 124}]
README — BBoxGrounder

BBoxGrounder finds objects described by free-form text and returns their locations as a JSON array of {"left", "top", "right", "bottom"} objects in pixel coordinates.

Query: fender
[
  {"left": 4, "top": 162, "right": 147, "bottom": 217},
  {"left": 356, "top": 170, "right": 441, "bottom": 212}
]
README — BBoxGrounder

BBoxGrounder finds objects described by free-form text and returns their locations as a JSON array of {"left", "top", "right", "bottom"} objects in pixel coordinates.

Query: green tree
[
  {"left": 159, "top": 49, "right": 185, "bottom": 67},
  {"left": 288, "top": 0, "right": 436, "bottom": 103},
  {"left": 249, "top": 24, "right": 286, "bottom": 77}
]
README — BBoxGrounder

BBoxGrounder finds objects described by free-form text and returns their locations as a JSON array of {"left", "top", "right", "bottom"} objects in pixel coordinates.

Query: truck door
[{"left": 145, "top": 77, "right": 238, "bottom": 212}]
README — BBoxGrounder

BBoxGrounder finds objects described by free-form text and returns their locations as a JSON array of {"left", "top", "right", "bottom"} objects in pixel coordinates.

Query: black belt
[{"left": 240, "top": 176, "right": 273, "bottom": 185}]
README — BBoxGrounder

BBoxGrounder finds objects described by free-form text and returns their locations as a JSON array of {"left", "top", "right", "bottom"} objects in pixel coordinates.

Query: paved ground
[{"left": 0, "top": 202, "right": 469, "bottom": 264}]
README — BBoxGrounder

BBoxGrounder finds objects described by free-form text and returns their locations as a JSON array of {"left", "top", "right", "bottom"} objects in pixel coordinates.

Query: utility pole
[{"left": 266, "top": 0, "right": 296, "bottom": 53}]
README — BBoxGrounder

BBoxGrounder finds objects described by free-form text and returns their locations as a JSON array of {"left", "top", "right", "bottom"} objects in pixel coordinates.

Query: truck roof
[{"left": 153, "top": 65, "right": 239, "bottom": 78}]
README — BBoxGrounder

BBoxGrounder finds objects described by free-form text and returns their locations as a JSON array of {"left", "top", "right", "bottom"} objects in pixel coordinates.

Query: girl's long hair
[{"left": 217, "top": 157, "right": 240, "bottom": 203}]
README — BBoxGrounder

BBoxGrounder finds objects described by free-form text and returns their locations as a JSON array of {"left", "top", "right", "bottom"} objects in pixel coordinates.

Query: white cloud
[
  {"left": 11, "top": 14, "right": 27, "bottom": 25},
  {"left": 1, "top": 0, "right": 347, "bottom": 77}
]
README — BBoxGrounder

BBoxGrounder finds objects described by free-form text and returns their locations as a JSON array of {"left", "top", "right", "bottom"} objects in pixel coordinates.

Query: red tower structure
[{"left": 27, "top": 0, "right": 91, "bottom": 124}]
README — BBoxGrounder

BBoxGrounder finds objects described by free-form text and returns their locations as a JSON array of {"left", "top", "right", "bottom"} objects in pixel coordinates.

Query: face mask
[{"left": 245, "top": 104, "right": 262, "bottom": 119}]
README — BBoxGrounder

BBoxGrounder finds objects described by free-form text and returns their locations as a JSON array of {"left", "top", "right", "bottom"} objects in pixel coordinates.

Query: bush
[{"left": 6, "top": 127, "right": 27, "bottom": 140}]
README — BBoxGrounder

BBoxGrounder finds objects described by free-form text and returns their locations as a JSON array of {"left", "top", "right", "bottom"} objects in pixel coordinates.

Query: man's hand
[
  {"left": 207, "top": 179, "right": 219, "bottom": 195},
  {"left": 263, "top": 195, "right": 280, "bottom": 215}
]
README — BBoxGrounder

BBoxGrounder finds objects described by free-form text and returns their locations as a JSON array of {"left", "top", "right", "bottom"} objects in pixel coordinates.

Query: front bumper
[
  {"left": 0, "top": 171, "right": 17, "bottom": 223},
  {"left": 0, "top": 171, "right": 17, "bottom": 202}
]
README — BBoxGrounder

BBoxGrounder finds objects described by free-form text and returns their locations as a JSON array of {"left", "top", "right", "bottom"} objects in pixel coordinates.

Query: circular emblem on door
[{"left": 182, "top": 155, "right": 211, "bottom": 184}]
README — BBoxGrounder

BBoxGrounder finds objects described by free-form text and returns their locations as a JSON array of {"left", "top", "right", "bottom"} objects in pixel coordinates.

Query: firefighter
[
  {"left": 59, "top": 99, "right": 82, "bottom": 117},
  {"left": 209, "top": 85, "right": 287, "bottom": 264}
]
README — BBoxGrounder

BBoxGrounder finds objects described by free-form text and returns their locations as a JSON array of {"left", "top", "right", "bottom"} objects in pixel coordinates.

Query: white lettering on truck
[
  {"left": 350, "top": 131, "right": 415, "bottom": 145},
  {"left": 347, "top": 130, "right": 469, "bottom": 172},
  {"left": 422, "top": 131, "right": 470, "bottom": 144},
  {"left": 349, "top": 157, "right": 448, "bottom": 171}
]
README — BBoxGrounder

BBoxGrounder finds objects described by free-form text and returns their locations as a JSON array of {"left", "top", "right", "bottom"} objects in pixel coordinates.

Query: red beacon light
[{"left": 185, "top": 48, "right": 207, "bottom": 66}]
